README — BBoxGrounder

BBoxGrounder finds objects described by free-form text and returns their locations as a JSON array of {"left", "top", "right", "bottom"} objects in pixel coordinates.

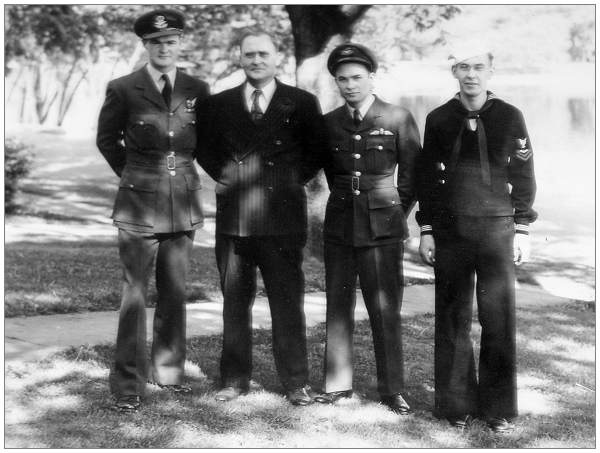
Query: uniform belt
[
  {"left": 126, "top": 153, "right": 194, "bottom": 169},
  {"left": 332, "top": 174, "right": 395, "bottom": 192}
]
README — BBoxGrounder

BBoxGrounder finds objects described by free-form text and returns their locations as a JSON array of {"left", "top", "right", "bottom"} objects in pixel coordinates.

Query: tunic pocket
[
  {"left": 367, "top": 189, "right": 403, "bottom": 239},
  {"left": 112, "top": 171, "right": 159, "bottom": 227},
  {"left": 129, "top": 118, "right": 160, "bottom": 150},
  {"left": 365, "top": 135, "right": 396, "bottom": 172},
  {"left": 184, "top": 173, "right": 204, "bottom": 225}
]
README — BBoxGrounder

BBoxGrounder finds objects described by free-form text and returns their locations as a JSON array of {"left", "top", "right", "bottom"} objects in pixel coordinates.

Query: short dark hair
[{"left": 238, "top": 27, "right": 279, "bottom": 51}]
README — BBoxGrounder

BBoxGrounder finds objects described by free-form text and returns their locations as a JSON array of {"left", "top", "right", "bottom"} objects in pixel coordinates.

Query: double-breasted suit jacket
[
  {"left": 97, "top": 67, "right": 209, "bottom": 233},
  {"left": 321, "top": 96, "right": 421, "bottom": 397},
  {"left": 196, "top": 79, "right": 327, "bottom": 392},
  {"left": 197, "top": 79, "right": 326, "bottom": 239}
]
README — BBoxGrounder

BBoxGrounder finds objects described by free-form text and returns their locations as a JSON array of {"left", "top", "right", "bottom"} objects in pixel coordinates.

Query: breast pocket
[
  {"left": 128, "top": 118, "right": 160, "bottom": 150},
  {"left": 112, "top": 171, "right": 159, "bottom": 227},
  {"left": 365, "top": 135, "right": 396, "bottom": 172},
  {"left": 367, "top": 189, "right": 405, "bottom": 240}
]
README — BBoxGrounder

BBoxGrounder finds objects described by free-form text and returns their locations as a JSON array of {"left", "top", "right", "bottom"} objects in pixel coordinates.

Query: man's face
[
  {"left": 452, "top": 54, "right": 493, "bottom": 98},
  {"left": 334, "top": 63, "right": 374, "bottom": 107},
  {"left": 145, "top": 34, "right": 182, "bottom": 72},
  {"left": 240, "top": 34, "right": 278, "bottom": 87}
]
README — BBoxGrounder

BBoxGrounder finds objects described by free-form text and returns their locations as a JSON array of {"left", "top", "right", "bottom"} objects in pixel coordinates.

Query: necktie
[
  {"left": 251, "top": 89, "right": 263, "bottom": 122},
  {"left": 353, "top": 108, "right": 361, "bottom": 127},
  {"left": 161, "top": 74, "right": 172, "bottom": 109},
  {"left": 448, "top": 100, "right": 493, "bottom": 187}
]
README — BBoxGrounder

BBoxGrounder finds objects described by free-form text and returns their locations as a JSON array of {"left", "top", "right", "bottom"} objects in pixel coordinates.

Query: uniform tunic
[
  {"left": 416, "top": 93, "right": 537, "bottom": 420},
  {"left": 322, "top": 96, "right": 420, "bottom": 395}
]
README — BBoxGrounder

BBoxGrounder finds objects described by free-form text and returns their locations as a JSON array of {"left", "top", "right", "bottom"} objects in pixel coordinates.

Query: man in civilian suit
[
  {"left": 196, "top": 29, "right": 327, "bottom": 405},
  {"left": 97, "top": 9, "right": 209, "bottom": 412}
]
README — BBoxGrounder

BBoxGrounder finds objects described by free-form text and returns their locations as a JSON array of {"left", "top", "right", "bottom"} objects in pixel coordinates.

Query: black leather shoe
[
  {"left": 448, "top": 414, "right": 473, "bottom": 429},
  {"left": 380, "top": 393, "right": 411, "bottom": 415},
  {"left": 487, "top": 417, "right": 514, "bottom": 433},
  {"left": 314, "top": 390, "right": 353, "bottom": 404},
  {"left": 286, "top": 386, "right": 313, "bottom": 406},
  {"left": 114, "top": 395, "right": 141, "bottom": 413},
  {"left": 215, "top": 386, "right": 247, "bottom": 402},
  {"left": 157, "top": 384, "right": 192, "bottom": 394}
]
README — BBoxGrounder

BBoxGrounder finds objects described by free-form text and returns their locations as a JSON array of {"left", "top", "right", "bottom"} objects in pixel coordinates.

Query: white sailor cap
[{"left": 447, "top": 40, "right": 494, "bottom": 65}]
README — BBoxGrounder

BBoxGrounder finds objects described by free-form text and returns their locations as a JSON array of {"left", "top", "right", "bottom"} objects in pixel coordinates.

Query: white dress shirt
[
  {"left": 244, "top": 78, "right": 277, "bottom": 113},
  {"left": 146, "top": 64, "right": 177, "bottom": 92},
  {"left": 346, "top": 94, "right": 376, "bottom": 122}
]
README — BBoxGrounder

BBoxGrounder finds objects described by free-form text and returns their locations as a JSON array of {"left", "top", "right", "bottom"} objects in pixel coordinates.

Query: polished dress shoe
[
  {"left": 286, "top": 385, "right": 313, "bottom": 406},
  {"left": 487, "top": 417, "right": 514, "bottom": 433},
  {"left": 114, "top": 395, "right": 141, "bottom": 413},
  {"left": 314, "top": 390, "right": 353, "bottom": 404},
  {"left": 380, "top": 393, "right": 411, "bottom": 415},
  {"left": 448, "top": 414, "right": 473, "bottom": 429},
  {"left": 215, "top": 386, "right": 247, "bottom": 402}
]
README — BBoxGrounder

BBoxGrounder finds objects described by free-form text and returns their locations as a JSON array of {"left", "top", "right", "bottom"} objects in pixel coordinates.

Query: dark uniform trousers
[
  {"left": 324, "top": 241, "right": 404, "bottom": 395},
  {"left": 433, "top": 215, "right": 517, "bottom": 420},
  {"left": 97, "top": 66, "right": 209, "bottom": 397},
  {"left": 215, "top": 234, "right": 308, "bottom": 390},
  {"left": 111, "top": 229, "right": 195, "bottom": 397},
  {"left": 322, "top": 97, "right": 420, "bottom": 396}
]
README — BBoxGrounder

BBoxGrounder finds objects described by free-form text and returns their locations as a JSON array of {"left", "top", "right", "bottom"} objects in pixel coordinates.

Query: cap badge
[
  {"left": 516, "top": 138, "right": 527, "bottom": 149},
  {"left": 153, "top": 15, "right": 168, "bottom": 29},
  {"left": 341, "top": 47, "right": 354, "bottom": 56}
]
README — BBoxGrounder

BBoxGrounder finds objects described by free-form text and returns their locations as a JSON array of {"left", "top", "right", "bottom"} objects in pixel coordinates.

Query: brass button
[
  {"left": 353, "top": 190, "right": 361, "bottom": 195},
  {"left": 129, "top": 184, "right": 134, "bottom": 188},
  {"left": 169, "top": 170, "right": 176, "bottom": 176},
  {"left": 267, "top": 161, "right": 274, "bottom": 166},
  {"left": 334, "top": 146, "right": 340, "bottom": 152},
  {"left": 168, "top": 131, "right": 174, "bottom": 137},
  {"left": 238, "top": 161, "right": 244, "bottom": 165},
  {"left": 377, "top": 145, "right": 383, "bottom": 151},
  {"left": 439, "top": 179, "right": 446, "bottom": 184},
  {"left": 440, "top": 162, "right": 446, "bottom": 170},
  {"left": 392, "top": 200, "right": 396, "bottom": 204},
  {"left": 191, "top": 120, "right": 196, "bottom": 125},
  {"left": 353, "top": 171, "right": 361, "bottom": 176},
  {"left": 267, "top": 186, "right": 273, "bottom": 191},
  {"left": 354, "top": 134, "right": 361, "bottom": 141},
  {"left": 169, "top": 112, "right": 174, "bottom": 117},
  {"left": 137, "top": 120, "right": 144, "bottom": 125},
  {"left": 275, "top": 139, "right": 282, "bottom": 145},
  {"left": 352, "top": 153, "right": 361, "bottom": 159}
]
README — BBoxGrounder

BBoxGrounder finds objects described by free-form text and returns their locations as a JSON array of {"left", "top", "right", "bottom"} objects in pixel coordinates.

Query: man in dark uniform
[
  {"left": 195, "top": 29, "right": 327, "bottom": 405},
  {"left": 96, "top": 9, "right": 209, "bottom": 412},
  {"left": 416, "top": 44, "right": 537, "bottom": 432},
  {"left": 313, "top": 43, "right": 420, "bottom": 415}
]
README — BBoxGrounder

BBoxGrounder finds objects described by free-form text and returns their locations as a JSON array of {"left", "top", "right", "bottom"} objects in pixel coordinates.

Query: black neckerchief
[{"left": 448, "top": 91, "right": 497, "bottom": 186}]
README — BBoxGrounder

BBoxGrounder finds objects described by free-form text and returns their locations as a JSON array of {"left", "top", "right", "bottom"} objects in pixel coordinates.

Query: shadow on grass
[{"left": 5, "top": 302, "right": 594, "bottom": 448}]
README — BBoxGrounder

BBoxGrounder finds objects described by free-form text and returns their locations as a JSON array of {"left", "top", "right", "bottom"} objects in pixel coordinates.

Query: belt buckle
[
  {"left": 351, "top": 176, "right": 360, "bottom": 191},
  {"left": 166, "top": 152, "right": 176, "bottom": 170}
]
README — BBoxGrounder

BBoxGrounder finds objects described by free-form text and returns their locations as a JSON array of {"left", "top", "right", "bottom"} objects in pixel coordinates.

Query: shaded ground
[{"left": 5, "top": 301, "right": 595, "bottom": 448}]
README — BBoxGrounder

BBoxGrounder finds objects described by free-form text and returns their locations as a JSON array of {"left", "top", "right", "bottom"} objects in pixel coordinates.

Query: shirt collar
[
  {"left": 244, "top": 78, "right": 277, "bottom": 104},
  {"left": 346, "top": 94, "right": 375, "bottom": 119},
  {"left": 146, "top": 64, "right": 177, "bottom": 87}
]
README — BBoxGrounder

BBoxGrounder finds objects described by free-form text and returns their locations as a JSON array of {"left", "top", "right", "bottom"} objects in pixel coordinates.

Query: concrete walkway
[{"left": 5, "top": 284, "right": 572, "bottom": 363}]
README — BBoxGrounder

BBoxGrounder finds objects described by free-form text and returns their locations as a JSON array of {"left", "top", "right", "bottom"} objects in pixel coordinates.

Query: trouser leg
[
  {"left": 323, "top": 242, "right": 358, "bottom": 393},
  {"left": 475, "top": 217, "right": 518, "bottom": 419},
  {"left": 215, "top": 234, "right": 256, "bottom": 389},
  {"left": 110, "top": 229, "right": 157, "bottom": 397},
  {"left": 357, "top": 242, "right": 405, "bottom": 396},
  {"left": 150, "top": 230, "right": 195, "bottom": 385},
  {"left": 258, "top": 236, "right": 308, "bottom": 391},
  {"left": 434, "top": 223, "right": 478, "bottom": 418}
]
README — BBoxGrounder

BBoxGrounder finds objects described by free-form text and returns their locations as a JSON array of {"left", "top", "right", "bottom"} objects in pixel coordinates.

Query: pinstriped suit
[{"left": 196, "top": 79, "right": 327, "bottom": 391}]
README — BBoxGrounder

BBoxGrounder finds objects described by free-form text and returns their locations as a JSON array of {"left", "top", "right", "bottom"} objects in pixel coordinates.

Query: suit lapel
[
  {"left": 237, "top": 80, "right": 296, "bottom": 161},
  {"left": 135, "top": 67, "right": 167, "bottom": 111}
]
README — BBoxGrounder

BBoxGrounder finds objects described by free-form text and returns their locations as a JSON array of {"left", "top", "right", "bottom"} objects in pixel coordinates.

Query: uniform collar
[
  {"left": 146, "top": 63, "right": 177, "bottom": 88},
  {"left": 346, "top": 93, "right": 375, "bottom": 119}
]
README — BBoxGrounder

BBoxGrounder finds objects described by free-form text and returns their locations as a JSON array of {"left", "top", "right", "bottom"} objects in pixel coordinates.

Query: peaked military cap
[
  {"left": 327, "top": 43, "right": 378, "bottom": 75},
  {"left": 134, "top": 9, "right": 185, "bottom": 39}
]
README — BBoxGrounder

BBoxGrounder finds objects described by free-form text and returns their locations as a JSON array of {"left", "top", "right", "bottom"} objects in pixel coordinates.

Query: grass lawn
[{"left": 5, "top": 301, "right": 594, "bottom": 448}]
